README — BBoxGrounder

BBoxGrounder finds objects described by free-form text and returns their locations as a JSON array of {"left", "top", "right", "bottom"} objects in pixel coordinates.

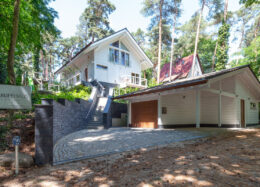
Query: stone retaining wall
[{"left": 35, "top": 98, "right": 91, "bottom": 165}]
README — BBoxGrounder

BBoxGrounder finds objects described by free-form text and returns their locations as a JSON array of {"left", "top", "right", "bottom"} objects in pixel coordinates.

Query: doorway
[
  {"left": 85, "top": 68, "right": 88, "bottom": 81},
  {"left": 240, "top": 99, "right": 245, "bottom": 128}
]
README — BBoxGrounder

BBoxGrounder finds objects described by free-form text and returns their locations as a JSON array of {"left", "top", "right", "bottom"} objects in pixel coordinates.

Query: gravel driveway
[{"left": 53, "top": 127, "right": 206, "bottom": 165}]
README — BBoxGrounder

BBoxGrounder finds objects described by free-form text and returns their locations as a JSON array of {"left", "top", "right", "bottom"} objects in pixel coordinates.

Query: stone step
[
  {"left": 87, "top": 125, "right": 104, "bottom": 130},
  {"left": 88, "top": 121, "right": 102, "bottom": 125}
]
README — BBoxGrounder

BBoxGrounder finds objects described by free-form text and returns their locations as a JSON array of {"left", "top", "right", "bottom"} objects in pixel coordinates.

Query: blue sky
[
  {"left": 49, "top": 0, "right": 242, "bottom": 59},
  {"left": 49, "top": 0, "right": 241, "bottom": 37}
]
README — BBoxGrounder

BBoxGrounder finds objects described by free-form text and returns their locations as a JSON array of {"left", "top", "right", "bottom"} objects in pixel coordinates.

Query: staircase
[
  {"left": 83, "top": 80, "right": 116, "bottom": 130},
  {"left": 87, "top": 97, "right": 108, "bottom": 130}
]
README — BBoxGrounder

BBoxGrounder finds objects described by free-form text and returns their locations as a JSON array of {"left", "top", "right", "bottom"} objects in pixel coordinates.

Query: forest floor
[{"left": 1, "top": 117, "right": 260, "bottom": 187}]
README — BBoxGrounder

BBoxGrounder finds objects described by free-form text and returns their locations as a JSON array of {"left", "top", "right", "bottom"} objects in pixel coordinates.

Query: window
[
  {"left": 111, "top": 41, "right": 119, "bottom": 48},
  {"left": 125, "top": 53, "right": 130, "bottom": 67},
  {"left": 97, "top": 64, "right": 108, "bottom": 70},
  {"left": 120, "top": 42, "right": 129, "bottom": 51},
  {"left": 109, "top": 40, "right": 130, "bottom": 66},
  {"left": 131, "top": 73, "right": 140, "bottom": 85},
  {"left": 109, "top": 48, "right": 119, "bottom": 63},
  {"left": 121, "top": 52, "right": 125, "bottom": 65},
  {"left": 250, "top": 102, "right": 256, "bottom": 110}
]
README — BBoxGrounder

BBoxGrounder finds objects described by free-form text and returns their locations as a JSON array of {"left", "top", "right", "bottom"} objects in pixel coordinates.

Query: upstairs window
[
  {"left": 109, "top": 48, "right": 119, "bottom": 63},
  {"left": 109, "top": 41, "right": 130, "bottom": 67},
  {"left": 111, "top": 41, "right": 119, "bottom": 48}
]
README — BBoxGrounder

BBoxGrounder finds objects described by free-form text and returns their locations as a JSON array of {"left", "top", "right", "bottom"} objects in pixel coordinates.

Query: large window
[{"left": 109, "top": 41, "right": 130, "bottom": 67}]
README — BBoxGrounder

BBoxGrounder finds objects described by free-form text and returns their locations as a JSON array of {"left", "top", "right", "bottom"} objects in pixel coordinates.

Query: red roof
[{"left": 160, "top": 54, "right": 195, "bottom": 82}]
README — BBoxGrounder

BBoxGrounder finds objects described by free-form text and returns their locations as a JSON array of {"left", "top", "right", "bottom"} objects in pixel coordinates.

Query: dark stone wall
[
  {"left": 35, "top": 105, "right": 53, "bottom": 165},
  {"left": 111, "top": 102, "right": 127, "bottom": 118},
  {"left": 52, "top": 99, "right": 91, "bottom": 144},
  {"left": 35, "top": 98, "right": 92, "bottom": 165}
]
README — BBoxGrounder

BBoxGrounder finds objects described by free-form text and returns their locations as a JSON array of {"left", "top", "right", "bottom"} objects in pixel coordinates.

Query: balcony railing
[{"left": 120, "top": 75, "right": 147, "bottom": 88}]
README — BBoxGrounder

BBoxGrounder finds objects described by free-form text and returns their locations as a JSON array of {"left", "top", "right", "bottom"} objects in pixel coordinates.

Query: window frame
[{"left": 109, "top": 41, "right": 130, "bottom": 67}]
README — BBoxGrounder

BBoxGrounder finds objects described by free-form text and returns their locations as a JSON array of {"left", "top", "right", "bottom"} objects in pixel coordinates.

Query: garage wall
[
  {"left": 221, "top": 95, "right": 237, "bottom": 124},
  {"left": 236, "top": 78, "right": 259, "bottom": 125},
  {"left": 161, "top": 91, "right": 196, "bottom": 125},
  {"left": 200, "top": 91, "right": 218, "bottom": 124}
]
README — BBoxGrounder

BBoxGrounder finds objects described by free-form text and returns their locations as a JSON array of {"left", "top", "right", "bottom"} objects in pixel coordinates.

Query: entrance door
[
  {"left": 241, "top": 99, "right": 245, "bottom": 127},
  {"left": 85, "top": 68, "right": 88, "bottom": 81},
  {"left": 131, "top": 100, "right": 158, "bottom": 128}
]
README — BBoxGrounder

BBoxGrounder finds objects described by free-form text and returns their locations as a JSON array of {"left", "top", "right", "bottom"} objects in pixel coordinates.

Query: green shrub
[{"left": 32, "top": 85, "right": 92, "bottom": 105}]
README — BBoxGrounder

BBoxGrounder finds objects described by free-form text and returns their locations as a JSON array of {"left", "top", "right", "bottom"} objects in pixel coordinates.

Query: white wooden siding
[
  {"left": 200, "top": 91, "right": 218, "bottom": 124},
  {"left": 221, "top": 95, "right": 237, "bottom": 124},
  {"left": 94, "top": 41, "right": 141, "bottom": 84},
  {"left": 161, "top": 91, "right": 196, "bottom": 125},
  {"left": 236, "top": 78, "right": 259, "bottom": 124}
]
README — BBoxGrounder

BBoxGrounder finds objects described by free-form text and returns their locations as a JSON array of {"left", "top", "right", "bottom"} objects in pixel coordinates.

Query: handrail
[{"left": 120, "top": 75, "right": 147, "bottom": 87}]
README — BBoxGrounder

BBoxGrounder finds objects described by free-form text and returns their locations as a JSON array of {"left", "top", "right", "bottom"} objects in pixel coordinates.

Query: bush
[
  {"left": 32, "top": 85, "right": 92, "bottom": 104},
  {"left": 0, "top": 125, "right": 8, "bottom": 151}
]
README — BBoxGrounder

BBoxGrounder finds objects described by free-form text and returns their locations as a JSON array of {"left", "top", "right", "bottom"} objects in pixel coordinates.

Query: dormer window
[{"left": 109, "top": 41, "right": 130, "bottom": 67}]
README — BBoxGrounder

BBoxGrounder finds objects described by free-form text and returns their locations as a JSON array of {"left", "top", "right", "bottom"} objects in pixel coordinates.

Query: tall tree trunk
[
  {"left": 191, "top": 0, "right": 204, "bottom": 76},
  {"left": 169, "top": 9, "right": 177, "bottom": 82},
  {"left": 7, "top": 0, "right": 21, "bottom": 127},
  {"left": 7, "top": 0, "right": 21, "bottom": 85},
  {"left": 223, "top": 0, "right": 229, "bottom": 22},
  {"left": 157, "top": 0, "right": 164, "bottom": 84},
  {"left": 236, "top": 22, "right": 245, "bottom": 65}
]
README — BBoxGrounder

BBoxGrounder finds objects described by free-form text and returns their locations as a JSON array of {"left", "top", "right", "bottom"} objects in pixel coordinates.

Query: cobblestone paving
[{"left": 53, "top": 128, "right": 206, "bottom": 164}]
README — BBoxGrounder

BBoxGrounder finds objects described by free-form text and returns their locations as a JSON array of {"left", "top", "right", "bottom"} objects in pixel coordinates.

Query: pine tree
[{"left": 77, "top": 0, "right": 116, "bottom": 43}]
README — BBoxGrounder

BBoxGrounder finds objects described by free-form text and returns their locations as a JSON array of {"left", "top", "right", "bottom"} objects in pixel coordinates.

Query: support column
[
  {"left": 128, "top": 101, "right": 131, "bottom": 127},
  {"left": 158, "top": 94, "right": 162, "bottom": 128},
  {"left": 196, "top": 90, "right": 200, "bottom": 128},
  {"left": 218, "top": 92, "right": 222, "bottom": 127}
]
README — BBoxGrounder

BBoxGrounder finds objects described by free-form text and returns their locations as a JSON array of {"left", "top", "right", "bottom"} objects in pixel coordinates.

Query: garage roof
[{"left": 113, "top": 65, "right": 259, "bottom": 100}]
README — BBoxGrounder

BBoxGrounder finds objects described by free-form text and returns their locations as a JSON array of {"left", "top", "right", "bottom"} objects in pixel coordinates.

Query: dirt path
[{"left": 1, "top": 127, "right": 260, "bottom": 187}]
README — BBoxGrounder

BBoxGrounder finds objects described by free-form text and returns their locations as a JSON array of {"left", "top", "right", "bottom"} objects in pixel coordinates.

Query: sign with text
[{"left": 0, "top": 84, "right": 32, "bottom": 109}]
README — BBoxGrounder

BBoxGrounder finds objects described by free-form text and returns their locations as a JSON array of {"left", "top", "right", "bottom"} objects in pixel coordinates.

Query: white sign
[{"left": 0, "top": 84, "right": 32, "bottom": 109}]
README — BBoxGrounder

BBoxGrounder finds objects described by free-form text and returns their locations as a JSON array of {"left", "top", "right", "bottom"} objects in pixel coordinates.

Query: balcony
[{"left": 120, "top": 75, "right": 147, "bottom": 89}]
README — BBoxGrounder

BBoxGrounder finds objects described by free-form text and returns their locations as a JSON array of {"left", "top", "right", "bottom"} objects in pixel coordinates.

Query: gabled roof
[
  {"left": 55, "top": 28, "right": 153, "bottom": 74},
  {"left": 113, "top": 65, "right": 260, "bottom": 100},
  {"left": 160, "top": 54, "right": 203, "bottom": 82}
]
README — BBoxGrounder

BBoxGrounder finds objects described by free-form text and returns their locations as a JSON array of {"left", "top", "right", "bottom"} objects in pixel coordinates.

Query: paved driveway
[{"left": 53, "top": 128, "right": 206, "bottom": 165}]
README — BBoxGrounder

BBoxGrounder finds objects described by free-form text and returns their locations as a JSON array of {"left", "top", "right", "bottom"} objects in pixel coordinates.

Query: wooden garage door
[{"left": 131, "top": 100, "right": 158, "bottom": 128}]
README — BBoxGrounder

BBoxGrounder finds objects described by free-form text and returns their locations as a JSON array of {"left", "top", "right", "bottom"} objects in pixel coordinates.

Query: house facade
[
  {"left": 114, "top": 65, "right": 260, "bottom": 128},
  {"left": 55, "top": 28, "right": 153, "bottom": 89}
]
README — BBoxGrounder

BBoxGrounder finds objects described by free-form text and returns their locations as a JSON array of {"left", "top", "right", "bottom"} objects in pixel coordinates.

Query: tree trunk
[
  {"left": 169, "top": 10, "right": 177, "bottom": 82},
  {"left": 7, "top": 0, "right": 21, "bottom": 85},
  {"left": 157, "top": 0, "right": 164, "bottom": 84},
  {"left": 191, "top": 0, "right": 204, "bottom": 76},
  {"left": 223, "top": 0, "right": 229, "bottom": 22},
  {"left": 236, "top": 22, "right": 245, "bottom": 65},
  {"left": 7, "top": 0, "right": 21, "bottom": 127}
]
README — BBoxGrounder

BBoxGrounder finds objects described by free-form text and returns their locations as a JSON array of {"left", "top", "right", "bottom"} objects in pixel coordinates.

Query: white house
[
  {"left": 114, "top": 65, "right": 260, "bottom": 128},
  {"left": 55, "top": 28, "right": 153, "bottom": 89}
]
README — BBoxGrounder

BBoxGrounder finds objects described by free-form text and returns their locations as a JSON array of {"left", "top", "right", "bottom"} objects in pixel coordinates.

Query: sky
[
  {"left": 49, "top": 0, "right": 241, "bottom": 38},
  {"left": 49, "top": 0, "right": 242, "bottom": 59}
]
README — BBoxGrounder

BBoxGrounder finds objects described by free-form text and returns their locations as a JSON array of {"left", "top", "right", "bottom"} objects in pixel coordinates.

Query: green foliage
[
  {"left": 215, "top": 23, "right": 230, "bottom": 71},
  {"left": 0, "top": 61, "right": 7, "bottom": 84},
  {"left": 0, "top": 0, "right": 59, "bottom": 83},
  {"left": 32, "top": 85, "right": 92, "bottom": 104},
  {"left": 240, "top": 0, "right": 260, "bottom": 7},
  {"left": 77, "top": 0, "right": 116, "bottom": 42}
]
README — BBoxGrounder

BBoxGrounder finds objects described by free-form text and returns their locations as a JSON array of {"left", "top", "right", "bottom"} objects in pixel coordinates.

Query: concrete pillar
[
  {"left": 218, "top": 92, "right": 222, "bottom": 127},
  {"left": 158, "top": 95, "right": 162, "bottom": 128},
  {"left": 196, "top": 90, "right": 200, "bottom": 128}
]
